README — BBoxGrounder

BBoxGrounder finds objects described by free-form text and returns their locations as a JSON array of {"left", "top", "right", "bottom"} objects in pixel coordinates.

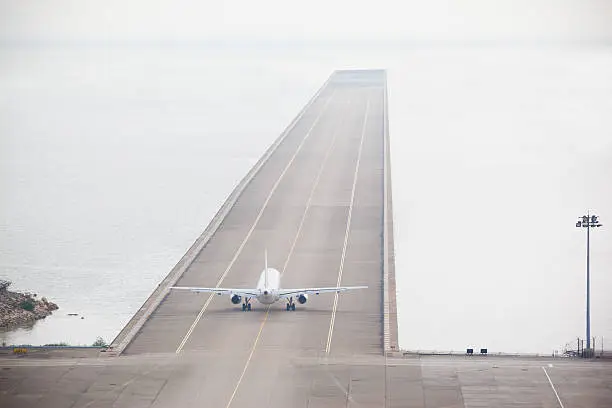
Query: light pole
[{"left": 575, "top": 213, "right": 602, "bottom": 352}]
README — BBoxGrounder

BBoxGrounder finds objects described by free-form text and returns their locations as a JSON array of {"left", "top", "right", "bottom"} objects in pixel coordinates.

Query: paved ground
[
  {"left": 1, "top": 352, "right": 611, "bottom": 407},
  {"left": 1, "top": 70, "right": 611, "bottom": 407},
  {"left": 120, "top": 70, "right": 388, "bottom": 361}
]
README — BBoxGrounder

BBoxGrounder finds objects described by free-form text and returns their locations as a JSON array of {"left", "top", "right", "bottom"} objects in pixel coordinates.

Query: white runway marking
[
  {"left": 224, "top": 97, "right": 349, "bottom": 408},
  {"left": 542, "top": 366, "right": 565, "bottom": 408},
  {"left": 325, "top": 98, "right": 370, "bottom": 355},
  {"left": 175, "top": 92, "right": 335, "bottom": 354},
  {"left": 280, "top": 101, "right": 347, "bottom": 277}
]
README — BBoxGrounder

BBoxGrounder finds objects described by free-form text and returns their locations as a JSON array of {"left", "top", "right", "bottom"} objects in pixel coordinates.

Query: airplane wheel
[
  {"left": 291, "top": 303, "right": 296, "bottom": 311},
  {"left": 247, "top": 303, "right": 252, "bottom": 311}
]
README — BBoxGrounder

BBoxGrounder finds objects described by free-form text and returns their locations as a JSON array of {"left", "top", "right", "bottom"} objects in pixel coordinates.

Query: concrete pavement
[
  {"left": 1, "top": 351, "right": 611, "bottom": 407},
  {"left": 120, "top": 70, "right": 391, "bottom": 360}
]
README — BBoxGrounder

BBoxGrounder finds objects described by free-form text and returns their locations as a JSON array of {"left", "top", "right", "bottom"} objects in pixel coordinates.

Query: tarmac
[
  {"left": 119, "top": 69, "right": 391, "bottom": 357},
  {"left": 1, "top": 351, "right": 611, "bottom": 407},
  {"left": 1, "top": 70, "right": 611, "bottom": 407}
]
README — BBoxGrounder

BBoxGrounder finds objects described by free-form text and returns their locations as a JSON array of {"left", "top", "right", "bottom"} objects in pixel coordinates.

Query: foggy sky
[{"left": 2, "top": 0, "right": 612, "bottom": 43}]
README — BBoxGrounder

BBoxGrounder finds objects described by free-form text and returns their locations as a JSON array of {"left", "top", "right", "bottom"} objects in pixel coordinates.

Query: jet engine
[
  {"left": 297, "top": 294, "right": 308, "bottom": 304},
  {"left": 231, "top": 294, "right": 242, "bottom": 304}
]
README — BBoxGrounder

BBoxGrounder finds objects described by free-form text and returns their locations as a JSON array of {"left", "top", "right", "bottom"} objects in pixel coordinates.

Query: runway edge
[
  {"left": 383, "top": 71, "right": 399, "bottom": 355},
  {"left": 107, "top": 74, "right": 334, "bottom": 356}
]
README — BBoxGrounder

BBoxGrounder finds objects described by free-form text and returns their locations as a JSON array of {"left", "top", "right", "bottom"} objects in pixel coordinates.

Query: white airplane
[{"left": 171, "top": 251, "right": 367, "bottom": 311}]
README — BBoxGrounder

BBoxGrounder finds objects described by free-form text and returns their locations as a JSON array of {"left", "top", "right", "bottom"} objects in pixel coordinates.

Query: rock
[{"left": 0, "top": 287, "right": 59, "bottom": 328}]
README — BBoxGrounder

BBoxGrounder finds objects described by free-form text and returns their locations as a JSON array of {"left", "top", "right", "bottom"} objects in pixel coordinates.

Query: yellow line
[
  {"left": 224, "top": 96, "right": 349, "bottom": 408},
  {"left": 325, "top": 98, "right": 369, "bottom": 355},
  {"left": 175, "top": 92, "right": 335, "bottom": 354},
  {"left": 281, "top": 99, "right": 347, "bottom": 276},
  {"left": 224, "top": 307, "right": 271, "bottom": 408}
]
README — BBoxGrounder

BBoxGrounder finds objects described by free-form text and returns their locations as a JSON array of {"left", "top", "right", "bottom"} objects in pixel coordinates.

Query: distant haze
[{"left": 1, "top": 0, "right": 612, "bottom": 43}]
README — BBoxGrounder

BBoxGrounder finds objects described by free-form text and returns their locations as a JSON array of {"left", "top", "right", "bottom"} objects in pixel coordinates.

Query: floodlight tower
[{"left": 575, "top": 213, "right": 602, "bottom": 352}]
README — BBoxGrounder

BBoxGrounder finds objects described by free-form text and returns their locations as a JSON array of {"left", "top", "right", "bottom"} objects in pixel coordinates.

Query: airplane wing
[
  {"left": 170, "top": 287, "right": 260, "bottom": 297},
  {"left": 277, "top": 286, "right": 367, "bottom": 298}
]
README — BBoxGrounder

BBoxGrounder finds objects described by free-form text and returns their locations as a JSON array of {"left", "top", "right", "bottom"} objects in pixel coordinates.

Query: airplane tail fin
[{"left": 264, "top": 249, "right": 269, "bottom": 289}]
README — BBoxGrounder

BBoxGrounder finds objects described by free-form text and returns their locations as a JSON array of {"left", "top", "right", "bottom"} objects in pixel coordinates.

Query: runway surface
[
  {"left": 117, "top": 70, "right": 390, "bottom": 406},
  {"left": 2, "top": 351, "right": 612, "bottom": 407},
  {"left": 118, "top": 70, "right": 390, "bottom": 360}
]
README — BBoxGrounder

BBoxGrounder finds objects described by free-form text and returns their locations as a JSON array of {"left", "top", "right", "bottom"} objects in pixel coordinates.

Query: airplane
[{"left": 170, "top": 251, "right": 367, "bottom": 311}]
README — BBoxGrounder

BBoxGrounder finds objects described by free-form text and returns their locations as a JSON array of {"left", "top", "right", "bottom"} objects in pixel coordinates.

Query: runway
[
  {"left": 109, "top": 69, "right": 394, "bottom": 406},
  {"left": 118, "top": 70, "right": 392, "bottom": 360}
]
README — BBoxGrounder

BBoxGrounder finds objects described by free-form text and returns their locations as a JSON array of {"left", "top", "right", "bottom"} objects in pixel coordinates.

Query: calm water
[{"left": 1, "top": 45, "right": 611, "bottom": 353}]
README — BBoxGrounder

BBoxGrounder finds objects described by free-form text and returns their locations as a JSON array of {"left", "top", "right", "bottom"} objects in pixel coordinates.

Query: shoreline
[{"left": 0, "top": 281, "right": 58, "bottom": 331}]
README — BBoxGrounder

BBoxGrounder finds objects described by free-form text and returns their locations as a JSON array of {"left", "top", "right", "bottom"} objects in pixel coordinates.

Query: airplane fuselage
[{"left": 255, "top": 268, "right": 281, "bottom": 305}]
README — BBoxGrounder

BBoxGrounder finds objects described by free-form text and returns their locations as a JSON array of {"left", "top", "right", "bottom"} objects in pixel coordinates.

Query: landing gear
[
  {"left": 242, "top": 298, "right": 252, "bottom": 311},
  {"left": 286, "top": 297, "right": 296, "bottom": 311}
]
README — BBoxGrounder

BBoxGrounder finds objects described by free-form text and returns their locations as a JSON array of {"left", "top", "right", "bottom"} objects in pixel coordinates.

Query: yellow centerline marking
[
  {"left": 224, "top": 97, "right": 349, "bottom": 408},
  {"left": 325, "top": 98, "right": 369, "bottom": 355},
  {"left": 224, "top": 307, "right": 271, "bottom": 408},
  {"left": 280, "top": 101, "right": 348, "bottom": 276},
  {"left": 175, "top": 91, "right": 335, "bottom": 354}
]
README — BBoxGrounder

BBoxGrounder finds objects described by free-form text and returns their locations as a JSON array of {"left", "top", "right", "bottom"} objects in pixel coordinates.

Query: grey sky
[{"left": 2, "top": 0, "right": 612, "bottom": 43}]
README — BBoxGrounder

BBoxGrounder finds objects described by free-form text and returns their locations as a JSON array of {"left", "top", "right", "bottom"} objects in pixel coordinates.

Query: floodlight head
[
  {"left": 576, "top": 221, "right": 582, "bottom": 228},
  {"left": 583, "top": 215, "right": 589, "bottom": 223},
  {"left": 591, "top": 215, "right": 598, "bottom": 223}
]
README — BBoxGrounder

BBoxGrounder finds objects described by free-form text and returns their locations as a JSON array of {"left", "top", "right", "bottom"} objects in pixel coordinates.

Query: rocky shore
[{"left": 0, "top": 280, "right": 58, "bottom": 328}]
